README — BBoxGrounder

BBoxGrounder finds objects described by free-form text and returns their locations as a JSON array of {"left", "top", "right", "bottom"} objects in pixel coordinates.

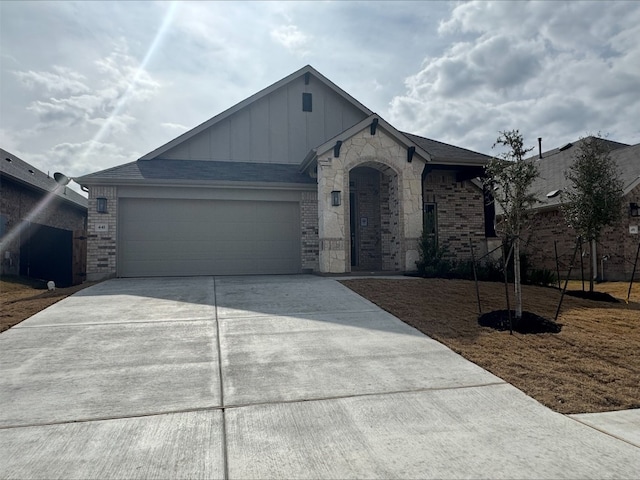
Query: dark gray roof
[
  {"left": 402, "top": 132, "right": 491, "bottom": 164},
  {"left": 1, "top": 148, "right": 88, "bottom": 210},
  {"left": 527, "top": 137, "right": 638, "bottom": 210},
  {"left": 77, "top": 159, "right": 317, "bottom": 186}
]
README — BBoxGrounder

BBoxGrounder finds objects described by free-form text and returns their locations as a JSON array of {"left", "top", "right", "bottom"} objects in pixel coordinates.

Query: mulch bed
[
  {"left": 478, "top": 310, "right": 562, "bottom": 334},
  {"left": 564, "top": 290, "right": 619, "bottom": 303}
]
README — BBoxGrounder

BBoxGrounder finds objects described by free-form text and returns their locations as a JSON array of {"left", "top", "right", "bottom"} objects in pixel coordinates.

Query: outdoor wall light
[
  {"left": 331, "top": 191, "right": 341, "bottom": 206},
  {"left": 630, "top": 202, "right": 639, "bottom": 217},
  {"left": 97, "top": 197, "right": 108, "bottom": 214}
]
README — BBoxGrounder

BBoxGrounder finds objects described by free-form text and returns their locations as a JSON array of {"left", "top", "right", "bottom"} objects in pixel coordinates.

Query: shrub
[
  {"left": 416, "top": 232, "right": 453, "bottom": 278},
  {"left": 526, "top": 268, "right": 557, "bottom": 287}
]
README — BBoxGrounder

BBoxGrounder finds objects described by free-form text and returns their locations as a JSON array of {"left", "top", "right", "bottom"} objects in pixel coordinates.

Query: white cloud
[
  {"left": 161, "top": 122, "right": 189, "bottom": 132},
  {"left": 13, "top": 66, "right": 90, "bottom": 95},
  {"left": 390, "top": 0, "right": 640, "bottom": 152},
  {"left": 15, "top": 41, "right": 161, "bottom": 136},
  {"left": 270, "top": 25, "right": 311, "bottom": 55},
  {"left": 36, "top": 140, "right": 137, "bottom": 178}
]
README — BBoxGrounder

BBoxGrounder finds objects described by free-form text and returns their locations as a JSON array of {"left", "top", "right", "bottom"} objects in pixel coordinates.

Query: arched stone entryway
[
  {"left": 316, "top": 122, "right": 425, "bottom": 274},
  {"left": 348, "top": 163, "right": 400, "bottom": 271}
]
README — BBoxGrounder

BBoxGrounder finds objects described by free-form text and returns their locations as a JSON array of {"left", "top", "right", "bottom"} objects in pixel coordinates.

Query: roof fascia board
[
  {"left": 624, "top": 175, "right": 640, "bottom": 196},
  {"left": 79, "top": 178, "right": 316, "bottom": 191},
  {"left": 140, "top": 65, "right": 373, "bottom": 161}
]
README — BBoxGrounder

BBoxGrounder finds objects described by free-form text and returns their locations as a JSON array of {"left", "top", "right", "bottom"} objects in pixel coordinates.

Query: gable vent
[{"left": 302, "top": 92, "right": 312, "bottom": 112}]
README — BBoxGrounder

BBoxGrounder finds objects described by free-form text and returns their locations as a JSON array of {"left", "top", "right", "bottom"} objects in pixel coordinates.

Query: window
[
  {"left": 0, "top": 214, "right": 7, "bottom": 238},
  {"left": 96, "top": 197, "right": 108, "bottom": 213},
  {"left": 302, "top": 93, "right": 312, "bottom": 112},
  {"left": 423, "top": 203, "right": 437, "bottom": 245}
]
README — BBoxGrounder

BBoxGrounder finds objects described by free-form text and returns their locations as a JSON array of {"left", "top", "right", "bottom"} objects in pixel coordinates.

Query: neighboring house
[
  {"left": 524, "top": 137, "right": 640, "bottom": 281},
  {"left": 77, "top": 65, "right": 496, "bottom": 281},
  {"left": 1, "top": 148, "right": 88, "bottom": 286}
]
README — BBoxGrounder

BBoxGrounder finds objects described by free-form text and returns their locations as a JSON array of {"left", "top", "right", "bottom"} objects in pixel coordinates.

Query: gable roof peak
[{"left": 140, "top": 65, "right": 372, "bottom": 161}]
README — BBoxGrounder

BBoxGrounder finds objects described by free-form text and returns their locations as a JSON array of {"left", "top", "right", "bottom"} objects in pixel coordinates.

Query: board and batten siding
[{"left": 160, "top": 75, "right": 367, "bottom": 164}]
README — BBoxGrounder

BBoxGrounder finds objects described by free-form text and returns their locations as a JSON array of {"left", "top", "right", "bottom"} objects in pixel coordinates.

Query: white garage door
[{"left": 119, "top": 198, "right": 301, "bottom": 276}]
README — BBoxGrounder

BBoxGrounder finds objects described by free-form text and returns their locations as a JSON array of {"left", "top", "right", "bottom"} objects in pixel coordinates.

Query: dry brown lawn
[
  {"left": 0, "top": 277, "right": 97, "bottom": 332},
  {"left": 341, "top": 278, "right": 640, "bottom": 414}
]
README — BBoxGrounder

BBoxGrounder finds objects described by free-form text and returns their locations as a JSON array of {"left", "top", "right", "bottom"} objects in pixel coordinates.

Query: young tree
[
  {"left": 562, "top": 134, "right": 624, "bottom": 292},
  {"left": 484, "top": 130, "right": 539, "bottom": 319}
]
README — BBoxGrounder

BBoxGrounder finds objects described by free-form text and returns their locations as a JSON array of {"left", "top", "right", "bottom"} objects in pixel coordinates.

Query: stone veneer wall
[
  {"left": 86, "top": 186, "right": 118, "bottom": 281},
  {"left": 300, "top": 191, "right": 319, "bottom": 272},
  {"left": 525, "top": 183, "right": 640, "bottom": 281},
  {"left": 0, "top": 179, "right": 87, "bottom": 276},
  {"left": 317, "top": 127, "right": 423, "bottom": 273},
  {"left": 423, "top": 169, "right": 486, "bottom": 260}
]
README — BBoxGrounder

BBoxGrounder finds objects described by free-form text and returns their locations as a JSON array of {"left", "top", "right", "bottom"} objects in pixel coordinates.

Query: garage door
[{"left": 119, "top": 198, "right": 301, "bottom": 276}]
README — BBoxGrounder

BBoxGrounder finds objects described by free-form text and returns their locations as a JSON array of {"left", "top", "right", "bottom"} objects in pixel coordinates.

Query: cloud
[
  {"left": 13, "top": 66, "right": 90, "bottom": 95},
  {"left": 390, "top": 1, "right": 640, "bottom": 152},
  {"left": 15, "top": 40, "right": 161, "bottom": 136},
  {"left": 34, "top": 140, "right": 137, "bottom": 178},
  {"left": 270, "top": 24, "right": 311, "bottom": 55},
  {"left": 161, "top": 122, "right": 189, "bottom": 132}
]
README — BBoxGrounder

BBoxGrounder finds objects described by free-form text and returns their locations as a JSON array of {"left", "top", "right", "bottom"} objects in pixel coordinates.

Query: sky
[{"left": 1, "top": 0, "right": 639, "bottom": 194}]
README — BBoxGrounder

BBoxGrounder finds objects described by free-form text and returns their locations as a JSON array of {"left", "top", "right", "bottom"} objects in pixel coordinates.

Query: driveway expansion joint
[
  {"left": 0, "top": 405, "right": 224, "bottom": 430},
  {"left": 222, "top": 381, "right": 509, "bottom": 410},
  {"left": 567, "top": 416, "right": 640, "bottom": 449}
]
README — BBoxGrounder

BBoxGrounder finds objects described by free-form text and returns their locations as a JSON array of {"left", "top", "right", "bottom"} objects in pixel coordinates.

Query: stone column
[
  {"left": 401, "top": 161, "right": 425, "bottom": 271},
  {"left": 317, "top": 156, "right": 348, "bottom": 273}
]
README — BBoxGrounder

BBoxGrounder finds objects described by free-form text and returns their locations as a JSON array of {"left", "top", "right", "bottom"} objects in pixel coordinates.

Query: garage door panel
[{"left": 119, "top": 199, "right": 301, "bottom": 276}]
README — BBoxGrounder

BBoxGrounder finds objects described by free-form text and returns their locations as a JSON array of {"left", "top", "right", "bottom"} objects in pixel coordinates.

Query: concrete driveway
[{"left": 1, "top": 275, "right": 638, "bottom": 479}]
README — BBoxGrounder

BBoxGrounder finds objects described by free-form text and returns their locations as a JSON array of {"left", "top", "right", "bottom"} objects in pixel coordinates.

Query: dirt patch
[
  {"left": 341, "top": 278, "right": 640, "bottom": 414},
  {"left": 0, "top": 277, "right": 98, "bottom": 332},
  {"left": 478, "top": 310, "right": 562, "bottom": 334}
]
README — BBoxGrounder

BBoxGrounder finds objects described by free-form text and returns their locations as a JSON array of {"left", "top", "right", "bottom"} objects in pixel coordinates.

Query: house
[
  {"left": 0, "top": 148, "right": 88, "bottom": 286},
  {"left": 524, "top": 137, "right": 640, "bottom": 282},
  {"left": 77, "top": 66, "right": 496, "bottom": 281}
]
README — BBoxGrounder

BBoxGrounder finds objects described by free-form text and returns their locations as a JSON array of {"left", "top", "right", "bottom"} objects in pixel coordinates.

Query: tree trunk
[
  {"left": 590, "top": 239, "right": 597, "bottom": 293},
  {"left": 514, "top": 237, "right": 522, "bottom": 319}
]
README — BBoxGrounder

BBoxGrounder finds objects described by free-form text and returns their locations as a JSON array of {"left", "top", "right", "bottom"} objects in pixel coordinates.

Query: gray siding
[{"left": 161, "top": 74, "right": 368, "bottom": 164}]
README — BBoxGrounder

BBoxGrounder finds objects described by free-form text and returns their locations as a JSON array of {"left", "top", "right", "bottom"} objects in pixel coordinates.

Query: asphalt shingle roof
[
  {"left": 402, "top": 132, "right": 491, "bottom": 164},
  {"left": 1, "top": 148, "right": 88, "bottom": 210},
  {"left": 527, "top": 137, "right": 638, "bottom": 210},
  {"left": 77, "top": 159, "right": 317, "bottom": 185}
]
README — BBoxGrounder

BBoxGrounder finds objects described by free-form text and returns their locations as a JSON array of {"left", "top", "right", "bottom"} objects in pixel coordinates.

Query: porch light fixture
[
  {"left": 331, "top": 191, "right": 341, "bottom": 206},
  {"left": 97, "top": 197, "right": 108, "bottom": 214},
  {"left": 630, "top": 202, "right": 639, "bottom": 217}
]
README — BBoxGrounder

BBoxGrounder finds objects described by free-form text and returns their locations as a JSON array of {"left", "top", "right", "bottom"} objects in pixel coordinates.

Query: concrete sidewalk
[{"left": 1, "top": 275, "right": 638, "bottom": 479}]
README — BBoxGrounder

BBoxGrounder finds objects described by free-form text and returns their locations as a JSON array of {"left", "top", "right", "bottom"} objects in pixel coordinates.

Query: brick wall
[
  {"left": 1, "top": 179, "right": 86, "bottom": 276},
  {"left": 381, "top": 172, "right": 401, "bottom": 270},
  {"left": 350, "top": 168, "right": 382, "bottom": 270},
  {"left": 301, "top": 191, "right": 319, "bottom": 272},
  {"left": 86, "top": 186, "right": 118, "bottom": 281},
  {"left": 423, "top": 169, "right": 486, "bottom": 261},
  {"left": 526, "top": 185, "right": 640, "bottom": 281}
]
